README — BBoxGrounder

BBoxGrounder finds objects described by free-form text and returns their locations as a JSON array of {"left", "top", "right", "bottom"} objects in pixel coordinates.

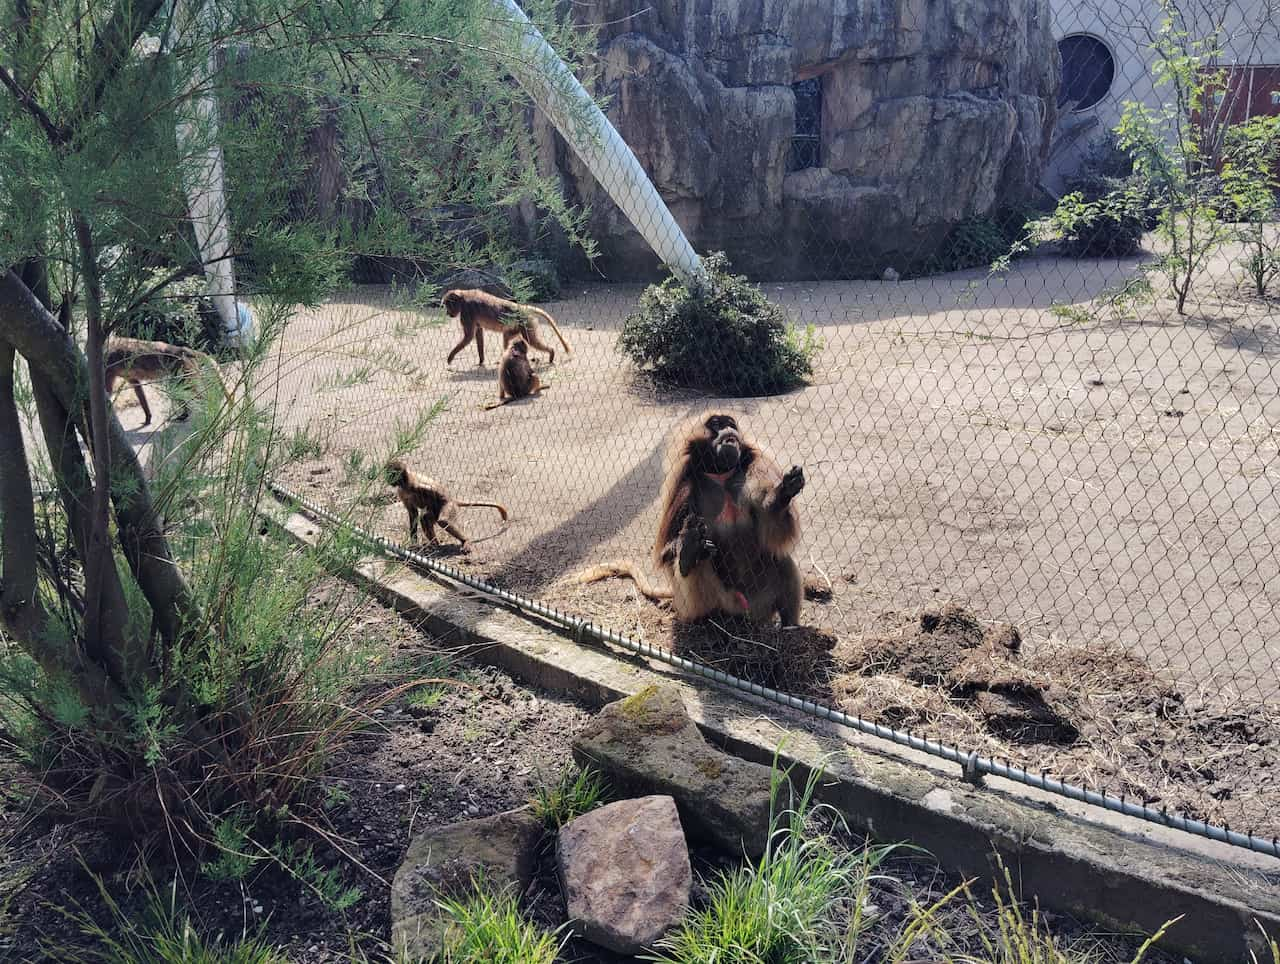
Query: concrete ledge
[{"left": 270, "top": 506, "right": 1280, "bottom": 963}]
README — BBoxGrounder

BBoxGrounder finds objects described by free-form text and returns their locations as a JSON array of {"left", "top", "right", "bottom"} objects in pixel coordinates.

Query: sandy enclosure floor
[{"left": 261, "top": 255, "right": 1280, "bottom": 705}]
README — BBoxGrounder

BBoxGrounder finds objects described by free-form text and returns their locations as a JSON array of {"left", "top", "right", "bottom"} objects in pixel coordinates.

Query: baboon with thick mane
[
  {"left": 385, "top": 458, "right": 508, "bottom": 547},
  {"left": 441, "top": 288, "right": 571, "bottom": 366},
  {"left": 573, "top": 412, "right": 805, "bottom": 625}
]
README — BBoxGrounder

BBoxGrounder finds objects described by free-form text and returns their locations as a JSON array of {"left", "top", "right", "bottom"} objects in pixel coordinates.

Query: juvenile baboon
[
  {"left": 483, "top": 338, "right": 548, "bottom": 409},
  {"left": 573, "top": 412, "right": 805, "bottom": 625},
  {"left": 385, "top": 458, "right": 508, "bottom": 546},
  {"left": 105, "top": 336, "right": 230, "bottom": 426},
  {"left": 441, "top": 288, "right": 571, "bottom": 366}
]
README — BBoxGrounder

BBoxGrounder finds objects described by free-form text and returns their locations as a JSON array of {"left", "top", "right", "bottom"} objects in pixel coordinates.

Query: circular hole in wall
[{"left": 1057, "top": 34, "right": 1115, "bottom": 112}]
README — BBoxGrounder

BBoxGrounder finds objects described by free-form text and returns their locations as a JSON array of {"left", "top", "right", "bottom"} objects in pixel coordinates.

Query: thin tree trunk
[
  {"left": 0, "top": 269, "right": 194, "bottom": 678},
  {"left": 71, "top": 214, "right": 121, "bottom": 676},
  {"left": 0, "top": 340, "right": 118, "bottom": 706}
]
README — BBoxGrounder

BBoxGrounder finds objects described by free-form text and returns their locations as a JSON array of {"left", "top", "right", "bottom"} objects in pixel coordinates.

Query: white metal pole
[
  {"left": 168, "top": 0, "right": 254, "bottom": 345},
  {"left": 486, "top": 0, "right": 706, "bottom": 287}
]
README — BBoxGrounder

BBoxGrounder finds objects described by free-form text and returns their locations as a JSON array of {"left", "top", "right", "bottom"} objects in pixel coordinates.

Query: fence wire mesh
[{"left": 120, "top": 0, "right": 1280, "bottom": 850}]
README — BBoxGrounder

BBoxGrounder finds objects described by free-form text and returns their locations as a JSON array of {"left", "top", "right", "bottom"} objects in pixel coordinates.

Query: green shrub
[
  {"left": 507, "top": 259, "right": 560, "bottom": 303},
  {"left": 929, "top": 215, "right": 1020, "bottom": 273},
  {"left": 117, "top": 269, "right": 227, "bottom": 353},
  {"left": 1053, "top": 173, "right": 1151, "bottom": 257},
  {"left": 618, "top": 252, "right": 817, "bottom": 397}
]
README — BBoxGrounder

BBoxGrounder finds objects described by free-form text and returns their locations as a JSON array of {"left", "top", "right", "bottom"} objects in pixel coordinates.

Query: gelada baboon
[
  {"left": 574, "top": 412, "right": 805, "bottom": 625},
  {"left": 441, "top": 288, "right": 571, "bottom": 366},
  {"left": 105, "top": 336, "right": 230, "bottom": 426},
  {"left": 483, "top": 339, "right": 548, "bottom": 410},
  {"left": 385, "top": 459, "right": 509, "bottom": 546}
]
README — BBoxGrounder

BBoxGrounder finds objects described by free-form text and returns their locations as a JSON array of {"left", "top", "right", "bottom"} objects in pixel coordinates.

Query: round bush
[
  {"left": 618, "top": 252, "right": 817, "bottom": 397},
  {"left": 1056, "top": 172, "right": 1150, "bottom": 258}
]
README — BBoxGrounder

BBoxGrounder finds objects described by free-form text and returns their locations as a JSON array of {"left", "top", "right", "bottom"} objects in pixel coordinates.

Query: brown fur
[
  {"left": 483, "top": 338, "right": 547, "bottom": 409},
  {"left": 104, "top": 336, "right": 230, "bottom": 426},
  {"left": 573, "top": 412, "right": 805, "bottom": 625},
  {"left": 385, "top": 458, "right": 508, "bottom": 546},
  {"left": 441, "top": 288, "right": 571, "bottom": 366}
]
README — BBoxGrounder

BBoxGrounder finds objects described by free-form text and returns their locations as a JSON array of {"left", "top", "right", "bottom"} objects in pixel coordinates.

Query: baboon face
[
  {"left": 441, "top": 291, "right": 462, "bottom": 317},
  {"left": 509, "top": 339, "right": 528, "bottom": 357},
  {"left": 701, "top": 414, "right": 741, "bottom": 473}
]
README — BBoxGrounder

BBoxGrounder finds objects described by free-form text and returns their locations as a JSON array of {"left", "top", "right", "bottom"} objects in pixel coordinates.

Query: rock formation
[{"left": 535, "top": 0, "right": 1058, "bottom": 279}]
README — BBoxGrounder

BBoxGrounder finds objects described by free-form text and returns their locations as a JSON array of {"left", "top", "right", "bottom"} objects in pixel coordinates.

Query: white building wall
[{"left": 1045, "top": 0, "right": 1280, "bottom": 192}]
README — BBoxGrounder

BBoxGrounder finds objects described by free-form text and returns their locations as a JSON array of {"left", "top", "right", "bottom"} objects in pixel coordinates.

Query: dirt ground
[
  {"left": 0, "top": 593, "right": 1185, "bottom": 963},
  {"left": 107, "top": 251, "right": 1280, "bottom": 838}
]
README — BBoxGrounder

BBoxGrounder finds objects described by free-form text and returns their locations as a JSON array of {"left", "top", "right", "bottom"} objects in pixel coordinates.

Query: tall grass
[
  {"left": 436, "top": 885, "right": 565, "bottom": 964},
  {"left": 648, "top": 763, "right": 893, "bottom": 963},
  {"left": 0, "top": 303, "right": 448, "bottom": 885},
  {"left": 45, "top": 868, "right": 288, "bottom": 964},
  {"left": 529, "top": 766, "right": 608, "bottom": 829},
  {"left": 650, "top": 759, "right": 1181, "bottom": 964}
]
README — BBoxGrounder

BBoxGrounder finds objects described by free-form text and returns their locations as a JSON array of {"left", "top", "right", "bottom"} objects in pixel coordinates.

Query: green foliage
[
  {"left": 202, "top": 811, "right": 256, "bottom": 883},
  {"left": 47, "top": 868, "right": 288, "bottom": 964},
  {"left": 649, "top": 764, "right": 881, "bottom": 964},
  {"left": 618, "top": 252, "right": 817, "bottom": 397},
  {"left": 928, "top": 210, "right": 1035, "bottom": 274},
  {"left": 530, "top": 766, "right": 608, "bottom": 829},
  {"left": 437, "top": 884, "right": 565, "bottom": 964},
  {"left": 1045, "top": 178, "right": 1151, "bottom": 258},
  {"left": 1108, "top": 2, "right": 1234, "bottom": 313},
  {"left": 116, "top": 270, "right": 225, "bottom": 352},
  {"left": 1219, "top": 116, "right": 1280, "bottom": 296}
]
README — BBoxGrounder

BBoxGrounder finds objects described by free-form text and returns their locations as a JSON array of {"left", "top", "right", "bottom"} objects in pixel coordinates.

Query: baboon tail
[
  {"left": 571, "top": 560, "right": 672, "bottom": 601},
  {"left": 458, "top": 501, "right": 509, "bottom": 521},
  {"left": 527, "top": 306, "right": 571, "bottom": 355}
]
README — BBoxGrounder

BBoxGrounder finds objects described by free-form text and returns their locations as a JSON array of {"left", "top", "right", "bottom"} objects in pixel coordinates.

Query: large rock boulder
[
  {"left": 557, "top": 795, "right": 692, "bottom": 953},
  {"left": 538, "top": 0, "right": 1058, "bottom": 279},
  {"left": 390, "top": 808, "right": 543, "bottom": 960},
  {"left": 572, "top": 685, "right": 781, "bottom": 857}
]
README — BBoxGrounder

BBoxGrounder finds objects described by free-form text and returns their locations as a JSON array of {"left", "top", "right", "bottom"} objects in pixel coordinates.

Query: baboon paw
[{"left": 781, "top": 465, "right": 805, "bottom": 500}]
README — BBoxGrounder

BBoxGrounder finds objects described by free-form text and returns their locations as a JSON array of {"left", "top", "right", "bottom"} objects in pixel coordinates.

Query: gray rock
[
  {"left": 572, "top": 685, "right": 781, "bottom": 858},
  {"left": 557, "top": 795, "right": 692, "bottom": 954},
  {"left": 534, "top": 0, "right": 1058, "bottom": 280},
  {"left": 390, "top": 808, "right": 542, "bottom": 960}
]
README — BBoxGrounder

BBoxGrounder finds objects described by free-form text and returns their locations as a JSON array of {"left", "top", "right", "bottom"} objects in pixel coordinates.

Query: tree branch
[
  {"left": 78, "top": 0, "right": 168, "bottom": 124},
  {"left": 0, "top": 62, "right": 67, "bottom": 145},
  {"left": 0, "top": 269, "right": 197, "bottom": 656},
  {"left": 0, "top": 342, "right": 42, "bottom": 636}
]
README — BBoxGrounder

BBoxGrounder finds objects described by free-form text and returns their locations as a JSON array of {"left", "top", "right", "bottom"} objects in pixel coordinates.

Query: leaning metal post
[{"left": 486, "top": 0, "right": 707, "bottom": 290}]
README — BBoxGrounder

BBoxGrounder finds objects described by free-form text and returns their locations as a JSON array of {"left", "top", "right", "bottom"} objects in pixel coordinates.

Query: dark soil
[{"left": 0, "top": 593, "right": 1207, "bottom": 963}]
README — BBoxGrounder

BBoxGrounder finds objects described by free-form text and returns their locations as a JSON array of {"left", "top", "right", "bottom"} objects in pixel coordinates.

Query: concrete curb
[{"left": 270, "top": 506, "right": 1280, "bottom": 963}]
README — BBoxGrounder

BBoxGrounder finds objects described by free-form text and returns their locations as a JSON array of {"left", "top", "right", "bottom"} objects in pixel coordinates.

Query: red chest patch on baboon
[{"left": 704, "top": 472, "right": 741, "bottom": 525}]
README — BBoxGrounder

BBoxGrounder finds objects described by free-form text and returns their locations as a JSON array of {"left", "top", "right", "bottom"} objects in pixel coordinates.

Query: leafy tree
[
  {"left": 1219, "top": 115, "right": 1280, "bottom": 297},
  {"left": 0, "top": 0, "right": 592, "bottom": 852}
]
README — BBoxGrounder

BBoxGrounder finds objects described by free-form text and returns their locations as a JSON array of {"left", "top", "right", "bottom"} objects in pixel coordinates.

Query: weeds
[
  {"left": 46, "top": 867, "right": 287, "bottom": 964},
  {"left": 529, "top": 766, "right": 608, "bottom": 829},
  {"left": 436, "top": 884, "right": 565, "bottom": 964},
  {"left": 649, "top": 763, "right": 885, "bottom": 963}
]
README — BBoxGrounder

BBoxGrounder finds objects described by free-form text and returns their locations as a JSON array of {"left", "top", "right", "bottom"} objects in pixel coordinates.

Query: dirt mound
[
  {"left": 672, "top": 618, "right": 838, "bottom": 692},
  {"left": 833, "top": 605, "right": 1077, "bottom": 743}
]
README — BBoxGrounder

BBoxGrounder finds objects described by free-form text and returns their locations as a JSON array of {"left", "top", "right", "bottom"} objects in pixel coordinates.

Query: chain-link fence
[{"left": 162, "top": 0, "right": 1280, "bottom": 851}]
